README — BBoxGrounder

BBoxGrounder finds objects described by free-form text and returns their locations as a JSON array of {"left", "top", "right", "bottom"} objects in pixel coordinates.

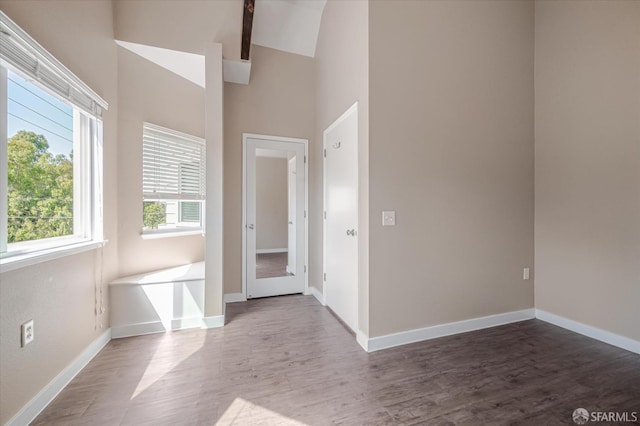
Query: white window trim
[
  {"left": 0, "top": 240, "right": 107, "bottom": 274},
  {"left": 0, "top": 67, "right": 7, "bottom": 255},
  {"left": 0, "top": 12, "right": 107, "bottom": 272},
  {"left": 142, "top": 122, "right": 205, "bottom": 235},
  {"left": 140, "top": 230, "right": 204, "bottom": 240}
]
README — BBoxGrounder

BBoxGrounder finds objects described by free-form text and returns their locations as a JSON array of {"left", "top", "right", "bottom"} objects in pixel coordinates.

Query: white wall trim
[
  {"left": 111, "top": 317, "right": 207, "bottom": 339},
  {"left": 0, "top": 240, "right": 107, "bottom": 274},
  {"left": 362, "top": 309, "right": 535, "bottom": 353},
  {"left": 356, "top": 330, "right": 369, "bottom": 352},
  {"left": 112, "top": 322, "right": 165, "bottom": 339},
  {"left": 309, "top": 286, "right": 325, "bottom": 306},
  {"left": 110, "top": 313, "right": 233, "bottom": 338},
  {"left": 535, "top": 309, "right": 640, "bottom": 355},
  {"left": 6, "top": 329, "right": 111, "bottom": 426},
  {"left": 171, "top": 318, "right": 204, "bottom": 331},
  {"left": 224, "top": 293, "right": 247, "bottom": 303},
  {"left": 256, "top": 248, "right": 288, "bottom": 254},
  {"left": 201, "top": 314, "right": 225, "bottom": 329},
  {"left": 140, "top": 230, "right": 204, "bottom": 240}
]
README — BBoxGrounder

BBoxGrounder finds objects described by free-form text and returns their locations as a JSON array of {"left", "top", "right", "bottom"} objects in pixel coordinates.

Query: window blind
[
  {"left": 180, "top": 201, "right": 201, "bottom": 223},
  {"left": 143, "top": 123, "right": 205, "bottom": 201},
  {"left": 0, "top": 11, "right": 108, "bottom": 117}
]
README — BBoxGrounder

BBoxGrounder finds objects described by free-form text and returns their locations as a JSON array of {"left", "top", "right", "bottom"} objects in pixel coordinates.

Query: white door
[
  {"left": 245, "top": 136, "right": 306, "bottom": 299},
  {"left": 324, "top": 103, "right": 358, "bottom": 332}
]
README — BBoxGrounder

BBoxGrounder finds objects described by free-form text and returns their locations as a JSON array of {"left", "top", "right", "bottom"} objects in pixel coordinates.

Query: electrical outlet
[
  {"left": 21, "top": 320, "right": 34, "bottom": 347},
  {"left": 523, "top": 267, "right": 530, "bottom": 280},
  {"left": 382, "top": 211, "right": 396, "bottom": 226}
]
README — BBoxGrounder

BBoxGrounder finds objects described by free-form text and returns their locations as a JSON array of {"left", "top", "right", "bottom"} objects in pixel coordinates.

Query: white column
[{"left": 203, "top": 42, "right": 225, "bottom": 327}]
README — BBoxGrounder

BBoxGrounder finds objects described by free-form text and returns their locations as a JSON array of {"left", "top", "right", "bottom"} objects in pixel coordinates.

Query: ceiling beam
[{"left": 241, "top": 0, "right": 255, "bottom": 61}]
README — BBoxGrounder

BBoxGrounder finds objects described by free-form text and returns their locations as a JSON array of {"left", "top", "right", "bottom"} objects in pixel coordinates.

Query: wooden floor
[
  {"left": 34, "top": 295, "right": 640, "bottom": 425},
  {"left": 256, "top": 252, "right": 291, "bottom": 279}
]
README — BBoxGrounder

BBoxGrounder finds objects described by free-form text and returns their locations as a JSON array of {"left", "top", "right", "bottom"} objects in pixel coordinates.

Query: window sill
[
  {"left": 141, "top": 230, "right": 204, "bottom": 240},
  {"left": 0, "top": 240, "right": 108, "bottom": 274}
]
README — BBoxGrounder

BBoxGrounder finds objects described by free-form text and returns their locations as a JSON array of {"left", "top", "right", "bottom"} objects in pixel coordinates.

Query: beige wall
[
  {"left": 256, "top": 157, "right": 288, "bottom": 251},
  {"left": 117, "top": 47, "right": 205, "bottom": 277},
  {"left": 113, "top": 0, "right": 242, "bottom": 60},
  {"left": 534, "top": 1, "right": 640, "bottom": 341},
  {"left": 314, "top": 0, "right": 369, "bottom": 334},
  {"left": 0, "top": 1, "right": 118, "bottom": 423},
  {"left": 3, "top": 1, "right": 638, "bottom": 422},
  {"left": 223, "top": 45, "right": 314, "bottom": 294},
  {"left": 368, "top": 0, "right": 535, "bottom": 337}
]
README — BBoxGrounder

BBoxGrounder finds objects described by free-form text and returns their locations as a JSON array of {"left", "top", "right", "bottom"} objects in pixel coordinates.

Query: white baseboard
[
  {"left": 112, "top": 315, "right": 226, "bottom": 332},
  {"left": 356, "top": 330, "right": 369, "bottom": 352},
  {"left": 6, "top": 329, "right": 111, "bottom": 426},
  {"left": 171, "top": 317, "right": 206, "bottom": 331},
  {"left": 201, "top": 314, "right": 225, "bottom": 328},
  {"left": 535, "top": 309, "right": 640, "bottom": 355},
  {"left": 256, "top": 248, "right": 288, "bottom": 254},
  {"left": 111, "top": 317, "right": 205, "bottom": 339},
  {"left": 309, "top": 286, "right": 325, "bottom": 306},
  {"left": 363, "top": 308, "right": 535, "bottom": 352},
  {"left": 224, "top": 293, "right": 246, "bottom": 303},
  {"left": 111, "top": 322, "right": 165, "bottom": 338}
]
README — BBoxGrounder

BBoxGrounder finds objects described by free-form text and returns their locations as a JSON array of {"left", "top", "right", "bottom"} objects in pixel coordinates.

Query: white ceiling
[{"left": 252, "top": 0, "right": 327, "bottom": 58}]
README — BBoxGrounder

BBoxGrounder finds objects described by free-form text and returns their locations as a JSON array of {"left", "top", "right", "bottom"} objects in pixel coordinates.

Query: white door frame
[
  {"left": 242, "top": 133, "right": 309, "bottom": 299},
  {"left": 323, "top": 101, "right": 359, "bottom": 330}
]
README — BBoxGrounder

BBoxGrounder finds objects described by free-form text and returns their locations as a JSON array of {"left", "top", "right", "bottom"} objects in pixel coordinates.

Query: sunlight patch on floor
[
  {"left": 131, "top": 330, "right": 205, "bottom": 399},
  {"left": 216, "top": 397, "right": 308, "bottom": 426}
]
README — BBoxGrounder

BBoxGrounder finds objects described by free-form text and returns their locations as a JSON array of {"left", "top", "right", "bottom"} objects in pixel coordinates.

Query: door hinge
[
  {"left": 323, "top": 211, "right": 326, "bottom": 220},
  {"left": 323, "top": 272, "right": 327, "bottom": 281},
  {"left": 323, "top": 149, "right": 326, "bottom": 158},
  {"left": 304, "top": 210, "right": 307, "bottom": 218},
  {"left": 304, "top": 265, "right": 307, "bottom": 273},
  {"left": 304, "top": 155, "right": 307, "bottom": 163}
]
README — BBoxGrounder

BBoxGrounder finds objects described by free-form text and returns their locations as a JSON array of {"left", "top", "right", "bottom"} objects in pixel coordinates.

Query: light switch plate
[{"left": 382, "top": 211, "right": 396, "bottom": 226}]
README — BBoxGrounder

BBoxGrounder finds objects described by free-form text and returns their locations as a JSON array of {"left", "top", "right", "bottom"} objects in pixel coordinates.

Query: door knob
[{"left": 248, "top": 224, "right": 255, "bottom": 230}]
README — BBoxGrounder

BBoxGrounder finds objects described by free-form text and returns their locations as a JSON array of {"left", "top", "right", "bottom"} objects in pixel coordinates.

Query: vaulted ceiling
[{"left": 113, "top": 0, "right": 326, "bottom": 85}]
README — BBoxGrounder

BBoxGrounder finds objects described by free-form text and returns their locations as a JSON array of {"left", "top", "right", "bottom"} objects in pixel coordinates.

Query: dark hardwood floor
[{"left": 33, "top": 295, "right": 640, "bottom": 425}]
